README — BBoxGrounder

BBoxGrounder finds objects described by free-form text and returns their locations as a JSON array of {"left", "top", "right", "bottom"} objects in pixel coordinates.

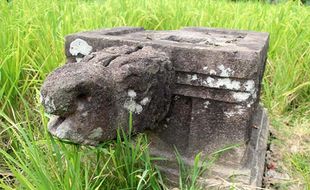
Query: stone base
[{"left": 147, "top": 105, "right": 269, "bottom": 189}]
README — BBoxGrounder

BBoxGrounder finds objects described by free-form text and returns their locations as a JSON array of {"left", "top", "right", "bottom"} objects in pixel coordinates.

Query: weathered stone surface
[
  {"left": 65, "top": 27, "right": 268, "bottom": 79},
  {"left": 62, "top": 26, "right": 269, "bottom": 152},
  {"left": 151, "top": 105, "right": 269, "bottom": 189},
  {"left": 41, "top": 27, "right": 269, "bottom": 187},
  {"left": 41, "top": 45, "right": 174, "bottom": 145}
]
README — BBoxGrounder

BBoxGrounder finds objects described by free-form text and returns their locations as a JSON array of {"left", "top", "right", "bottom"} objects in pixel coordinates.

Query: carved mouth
[
  {"left": 47, "top": 115, "right": 99, "bottom": 145},
  {"left": 47, "top": 115, "right": 82, "bottom": 143},
  {"left": 48, "top": 115, "right": 65, "bottom": 130}
]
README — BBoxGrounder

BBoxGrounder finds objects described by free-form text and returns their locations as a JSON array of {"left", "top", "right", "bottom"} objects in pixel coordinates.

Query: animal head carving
[{"left": 41, "top": 45, "right": 174, "bottom": 145}]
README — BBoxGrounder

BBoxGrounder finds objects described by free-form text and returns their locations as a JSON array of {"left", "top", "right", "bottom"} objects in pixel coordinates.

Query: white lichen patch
[
  {"left": 128, "top": 89, "right": 137, "bottom": 99},
  {"left": 205, "top": 76, "right": 214, "bottom": 84},
  {"left": 124, "top": 89, "right": 143, "bottom": 114},
  {"left": 247, "top": 101, "right": 254, "bottom": 108},
  {"left": 140, "top": 97, "right": 150, "bottom": 105},
  {"left": 81, "top": 112, "right": 88, "bottom": 117},
  {"left": 218, "top": 65, "right": 234, "bottom": 77},
  {"left": 209, "top": 69, "right": 217, "bottom": 75},
  {"left": 88, "top": 127, "right": 103, "bottom": 139},
  {"left": 218, "top": 78, "right": 240, "bottom": 90},
  {"left": 203, "top": 77, "right": 241, "bottom": 91},
  {"left": 243, "top": 80, "right": 255, "bottom": 94},
  {"left": 135, "top": 104, "right": 143, "bottom": 113},
  {"left": 232, "top": 92, "right": 251, "bottom": 102},
  {"left": 191, "top": 74, "right": 198, "bottom": 81},
  {"left": 44, "top": 96, "right": 56, "bottom": 113},
  {"left": 124, "top": 100, "right": 143, "bottom": 114},
  {"left": 204, "top": 101, "right": 210, "bottom": 108},
  {"left": 224, "top": 105, "right": 246, "bottom": 118},
  {"left": 76, "top": 57, "right": 83, "bottom": 63},
  {"left": 69, "top": 38, "right": 92, "bottom": 56},
  {"left": 224, "top": 111, "right": 235, "bottom": 118}
]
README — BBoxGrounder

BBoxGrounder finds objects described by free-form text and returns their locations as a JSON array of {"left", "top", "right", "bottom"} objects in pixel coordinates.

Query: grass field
[{"left": 0, "top": 0, "right": 309, "bottom": 189}]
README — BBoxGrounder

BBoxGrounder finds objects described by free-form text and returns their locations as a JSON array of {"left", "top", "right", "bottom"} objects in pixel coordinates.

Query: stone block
[
  {"left": 41, "top": 27, "right": 270, "bottom": 187},
  {"left": 63, "top": 26, "right": 269, "bottom": 155}
]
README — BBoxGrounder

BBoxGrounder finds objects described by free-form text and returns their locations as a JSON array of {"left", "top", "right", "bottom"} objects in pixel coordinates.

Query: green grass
[
  {"left": 0, "top": 112, "right": 167, "bottom": 189},
  {"left": 0, "top": 0, "right": 310, "bottom": 189},
  {"left": 291, "top": 153, "right": 310, "bottom": 190}
]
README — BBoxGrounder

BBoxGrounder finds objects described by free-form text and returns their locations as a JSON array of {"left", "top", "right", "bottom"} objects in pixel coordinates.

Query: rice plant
[{"left": 0, "top": 0, "right": 309, "bottom": 189}]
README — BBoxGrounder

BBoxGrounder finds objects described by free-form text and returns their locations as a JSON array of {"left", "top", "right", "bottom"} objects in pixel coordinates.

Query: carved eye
[{"left": 77, "top": 93, "right": 90, "bottom": 102}]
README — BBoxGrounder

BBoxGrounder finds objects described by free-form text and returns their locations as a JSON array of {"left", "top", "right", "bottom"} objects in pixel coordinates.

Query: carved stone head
[{"left": 40, "top": 45, "right": 174, "bottom": 145}]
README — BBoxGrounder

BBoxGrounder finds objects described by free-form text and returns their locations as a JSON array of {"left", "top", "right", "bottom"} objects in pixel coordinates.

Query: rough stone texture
[
  {"left": 41, "top": 45, "right": 174, "bottom": 145},
  {"left": 152, "top": 105, "right": 269, "bottom": 189},
  {"left": 62, "top": 26, "right": 269, "bottom": 152},
  {"left": 203, "top": 105, "right": 269, "bottom": 189},
  {"left": 41, "top": 27, "right": 270, "bottom": 187}
]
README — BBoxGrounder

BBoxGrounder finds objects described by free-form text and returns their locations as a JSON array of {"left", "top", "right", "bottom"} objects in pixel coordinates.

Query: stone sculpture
[
  {"left": 41, "top": 27, "right": 269, "bottom": 188},
  {"left": 41, "top": 45, "right": 174, "bottom": 145}
]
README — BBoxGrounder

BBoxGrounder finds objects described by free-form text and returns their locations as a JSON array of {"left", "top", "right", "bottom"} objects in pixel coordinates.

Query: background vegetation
[{"left": 0, "top": 0, "right": 309, "bottom": 189}]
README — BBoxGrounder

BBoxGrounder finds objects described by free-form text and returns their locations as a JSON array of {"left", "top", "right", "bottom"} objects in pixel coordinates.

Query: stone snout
[{"left": 40, "top": 45, "right": 174, "bottom": 145}]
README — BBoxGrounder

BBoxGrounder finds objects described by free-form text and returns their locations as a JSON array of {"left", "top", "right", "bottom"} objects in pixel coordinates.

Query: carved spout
[{"left": 41, "top": 45, "right": 174, "bottom": 145}]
